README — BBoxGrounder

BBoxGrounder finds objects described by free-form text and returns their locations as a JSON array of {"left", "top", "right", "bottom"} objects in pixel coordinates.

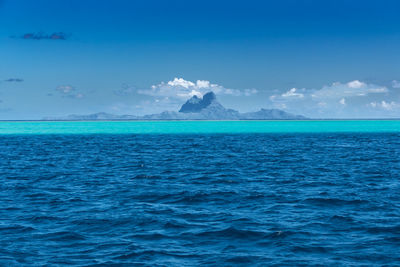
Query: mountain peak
[
  {"left": 179, "top": 91, "right": 218, "bottom": 113},
  {"left": 202, "top": 91, "right": 216, "bottom": 102}
]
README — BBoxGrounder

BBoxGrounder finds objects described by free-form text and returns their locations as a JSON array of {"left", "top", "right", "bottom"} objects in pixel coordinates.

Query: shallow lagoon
[{"left": 0, "top": 120, "right": 400, "bottom": 134}]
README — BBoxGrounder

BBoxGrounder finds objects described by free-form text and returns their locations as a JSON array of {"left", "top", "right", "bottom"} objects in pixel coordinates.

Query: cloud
[
  {"left": 55, "top": 85, "right": 84, "bottom": 99},
  {"left": 311, "top": 80, "right": 387, "bottom": 99},
  {"left": 270, "top": 88, "right": 304, "bottom": 102},
  {"left": 268, "top": 80, "right": 397, "bottom": 118},
  {"left": 282, "top": 88, "right": 304, "bottom": 98},
  {"left": 369, "top": 101, "right": 399, "bottom": 111},
  {"left": 244, "top": 88, "right": 258, "bottom": 96},
  {"left": 270, "top": 80, "right": 387, "bottom": 103},
  {"left": 12, "top": 32, "right": 69, "bottom": 40},
  {"left": 138, "top": 77, "right": 257, "bottom": 99},
  {"left": 4, "top": 78, "right": 23, "bottom": 82},
  {"left": 392, "top": 80, "right": 400, "bottom": 88},
  {"left": 347, "top": 80, "right": 364, "bottom": 88}
]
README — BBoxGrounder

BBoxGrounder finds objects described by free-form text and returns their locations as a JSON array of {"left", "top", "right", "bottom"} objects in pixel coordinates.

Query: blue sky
[{"left": 0, "top": 0, "right": 399, "bottom": 119}]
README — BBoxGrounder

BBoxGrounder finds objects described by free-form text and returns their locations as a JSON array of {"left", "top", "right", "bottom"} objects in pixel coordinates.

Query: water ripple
[{"left": 1, "top": 133, "right": 400, "bottom": 265}]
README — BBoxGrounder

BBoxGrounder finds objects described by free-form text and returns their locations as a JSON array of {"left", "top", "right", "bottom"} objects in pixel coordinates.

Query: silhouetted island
[{"left": 44, "top": 92, "right": 307, "bottom": 120}]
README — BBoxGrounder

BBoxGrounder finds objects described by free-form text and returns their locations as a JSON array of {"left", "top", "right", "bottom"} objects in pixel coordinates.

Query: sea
[{"left": 1, "top": 121, "right": 400, "bottom": 266}]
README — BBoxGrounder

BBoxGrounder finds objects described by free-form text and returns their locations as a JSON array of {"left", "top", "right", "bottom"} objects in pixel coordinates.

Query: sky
[{"left": 0, "top": 0, "right": 400, "bottom": 119}]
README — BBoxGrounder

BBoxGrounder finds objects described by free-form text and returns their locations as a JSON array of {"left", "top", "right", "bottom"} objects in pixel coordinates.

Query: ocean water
[
  {"left": 1, "top": 121, "right": 400, "bottom": 266},
  {"left": 1, "top": 120, "right": 400, "bottom": 134}
]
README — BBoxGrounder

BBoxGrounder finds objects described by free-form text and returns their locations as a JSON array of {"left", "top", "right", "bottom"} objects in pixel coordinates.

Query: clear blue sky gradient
[{"left": 0, "top": 0, "right": 399, "bottom": 119}]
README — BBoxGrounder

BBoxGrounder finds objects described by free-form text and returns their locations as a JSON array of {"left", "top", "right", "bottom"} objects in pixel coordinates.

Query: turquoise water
[{"left": 0, "top": 120, "right": 399, "bottom": 134}]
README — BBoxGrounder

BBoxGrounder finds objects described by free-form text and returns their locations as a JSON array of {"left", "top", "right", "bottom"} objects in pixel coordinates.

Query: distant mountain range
[{"left": 44, "top": 92, "right": 307, "bottom": 120}]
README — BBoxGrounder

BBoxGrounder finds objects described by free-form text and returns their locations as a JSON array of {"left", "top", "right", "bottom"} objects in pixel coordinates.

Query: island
[{"left": 44, "top": 92, "right": 307, "bottom": 120}]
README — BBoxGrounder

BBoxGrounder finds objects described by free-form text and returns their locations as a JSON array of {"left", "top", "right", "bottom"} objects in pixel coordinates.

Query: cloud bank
[
  {"left": 369, "top": 101, "right": 399, "bottom": 111},
  {"left": 138, "top": 77, "right": 257, "bottom": 99},
  {"left": 269, "top": 80, "right": 399, "bottom": 118}
]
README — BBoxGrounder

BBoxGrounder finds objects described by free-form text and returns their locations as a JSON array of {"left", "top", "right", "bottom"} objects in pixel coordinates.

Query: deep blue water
[{"left": 1, "top": 133, "right": 400, "bottom": 266}]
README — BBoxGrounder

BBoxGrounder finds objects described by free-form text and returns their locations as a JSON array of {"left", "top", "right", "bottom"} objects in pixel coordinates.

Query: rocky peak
[
  {"left": 179, "top": 91, "right": 219, "bottom": 113},
  {"left": 202, "top": 91, "right": 216, "bottom": 103},
  {"left": 186, "top": 95, "right": 201, "bottom": 104}
]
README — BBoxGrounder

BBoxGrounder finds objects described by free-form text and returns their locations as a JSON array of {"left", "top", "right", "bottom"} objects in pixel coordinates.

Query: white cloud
[
  {"left": 268, "top": 80, "right": 398, "bottom": 118},
  {"left": 269, "top": 87, "right": 305, "bottom": 102},
  {"left": 166, "top": 77, "right": 195, "bottom": 89},
  {"left": 282, "top": 88, "right": 304, "bottom": 98},
  {"left": 311, "top": 80, "right": 387, "bottom": 99},
  {"left": 369, "top": 101, "right": 398, "bottom": 110},
  {"left": 382, "top": 101, "right": 395, "bottom": 110},
  {"left": 138, "top": 77, "right": 257, "bottom": 99},
  {"left": 392, "top": 80, "right": 400, "bottom": 88},
  {"left": 347, "top": 80, "right": 365, "bottom": 88}
]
